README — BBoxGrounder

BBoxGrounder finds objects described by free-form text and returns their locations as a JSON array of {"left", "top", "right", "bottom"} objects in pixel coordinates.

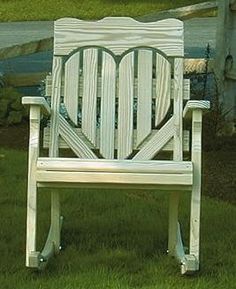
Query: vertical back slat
[
  {"left": 100, "top": 52, "right": 116, "bottom": 159},
  {"left": 173, "top": 58, "right": 184, "bottom": 161},
  {"left": 117, "top": 52, "right": 134, "bottom": 159},
  {"left": 64, "top": 51, "right": 80, "bottom": 125},
  {"left": 155, "top": 54, "right": 171, "bottom": 126},
  {"left": 49, "top": 56, "right": 63, "bottom": 157},
  {"left": 136, "top": 50, "right": 153, "bottom": 147},
  {"left": 48, "top": 56, "right": 62, "bottom": 253},
  {"left": 82, "top": 49, "right": 98, "bottom": 145}
]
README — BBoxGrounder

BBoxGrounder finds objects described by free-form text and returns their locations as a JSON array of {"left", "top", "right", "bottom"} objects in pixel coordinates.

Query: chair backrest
[{"left": 49, "top": 17, "right": 185, "bottom": 161}]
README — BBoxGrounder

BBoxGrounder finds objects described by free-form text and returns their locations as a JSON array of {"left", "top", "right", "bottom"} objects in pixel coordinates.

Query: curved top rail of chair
[{"left": 54, "top": 17, "right": 184, "bottom": 57}]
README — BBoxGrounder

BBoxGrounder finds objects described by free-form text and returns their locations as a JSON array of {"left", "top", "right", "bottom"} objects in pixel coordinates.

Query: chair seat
[{"left": 36, "top": 158, "right": 193, "bottom": 189}]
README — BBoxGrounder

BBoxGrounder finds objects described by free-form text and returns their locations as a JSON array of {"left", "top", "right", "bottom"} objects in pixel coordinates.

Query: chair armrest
[
  {"left": 183, "top": 100, "right": 210, "bottom": 119},
  {"left": 22, "top": 96, "right": 51, "bottom": 116}
]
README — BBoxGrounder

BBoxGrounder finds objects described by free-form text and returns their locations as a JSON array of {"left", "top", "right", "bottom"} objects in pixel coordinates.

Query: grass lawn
[
  {"left": 0, "top": 0, "right": 216, "bottom": 22},
  {"left": 0, "top": 146, "right": 236, "bottom": 289}
]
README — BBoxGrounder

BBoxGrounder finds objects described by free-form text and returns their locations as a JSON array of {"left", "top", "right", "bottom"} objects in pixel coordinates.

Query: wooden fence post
[{"left": 215, "top": 0, "right": 236, "bottom": 135}]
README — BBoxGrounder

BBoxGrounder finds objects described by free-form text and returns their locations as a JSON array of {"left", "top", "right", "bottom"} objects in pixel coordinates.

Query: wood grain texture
[
  {"left": 189, "top": 110, "right": 202, "bottom": 262},
  {"left": 133, "top": 116, "right": 175, "bottom": 160},
  {"left": 183, "top": 100, "right": 210, "bottom": 118},
  {"left": 54, "top": 17, "right": 184, "bottom": 57},
  {"left": 59, "top": 115, "right": 97, "bottom": 159},
  {"left": 117, "top": 52, "right": 134, "bottom": 159},
  {"left": 43, "top": 127, "right": 190, "bottom": 151},
  {"left": 26, "top": 106, "right": 40, "bottom": 266},
  {"left": 64, "top": 51, "right": 80, "bottom": 125},
  {"left": 155, "top": 54, "right": 171, "bottom": 126},
  {"left": 38, "top": 182, "right": 192, "bottom": 191},
  {"left": 48, "top": 57, "right": 63, "bottom": 256},
  {"left": 168, "top": 58, "right": 184, "bottom": 258},
  {"left": 24, "top": 16, "right": 207, "bottom": 273},
  {"left": 100, "top": 52, "right": 116, "bottom": 158},
  {"left": 36, "top": 171, "right": 192, "bottom": 186},
  {"left": 82, "top": 49, "right": 98, "bottom": 145},
  {"left": 173, "top": 58, "right": 184, "bottom": 162},
  {"left": 37, "top": 158, "right": 192, "bottom": 174},
  {"left": 136, "top": 50, "right": 153, "bottom": 146},
  {"left": 22, "top": 96, "right": 50, "bottom": 116},
  {"left": 46, "top": 74, "right": 190, "bottom": 100},
  {"left": 49, "top": 56, "right": 63, "bottom": 158}
]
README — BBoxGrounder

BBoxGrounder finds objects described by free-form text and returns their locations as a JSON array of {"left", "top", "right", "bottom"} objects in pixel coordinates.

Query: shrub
[{"left": 0, "top": 87, "right": 27, "bottom": 126}]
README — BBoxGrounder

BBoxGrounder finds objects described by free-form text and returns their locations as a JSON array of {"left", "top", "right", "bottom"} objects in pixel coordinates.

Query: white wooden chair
[{"left": 22, "top": 17, "right": 210, "bottom": 274}]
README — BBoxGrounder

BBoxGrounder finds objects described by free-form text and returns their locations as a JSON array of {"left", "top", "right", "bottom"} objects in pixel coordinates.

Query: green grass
[
  {"left": 0, "top": 0, "right": 216, "bottom": 21},
  {"left": 0, "top": 147, "right": 236, "bottom": 288}
]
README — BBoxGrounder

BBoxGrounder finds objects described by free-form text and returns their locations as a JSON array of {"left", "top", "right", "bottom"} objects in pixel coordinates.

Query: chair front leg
[
  {"left": 189, "top": 109, "right": 203, "bottom": 267},
  {"left": 180, "top": 109, "right": 203, "bottom": 274},
  {"left": 26, "top": 106, "right": 41, "bottom": 267}
]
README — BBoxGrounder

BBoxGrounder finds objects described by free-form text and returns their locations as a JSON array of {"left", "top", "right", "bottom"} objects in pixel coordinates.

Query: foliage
[
  {"left": 186, "top": 43, "right": 235, "bottom": 151},
  {"left": 0, "top": 87, "right": 27, "bottom": 126},
  {"left": 0, "top": 0, "right": 216, "bottom": 21}
]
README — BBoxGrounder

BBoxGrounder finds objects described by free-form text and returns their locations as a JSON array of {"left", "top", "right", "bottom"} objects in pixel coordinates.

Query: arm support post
[
  {"left": 23, "top": 96, "right": 52, "bottom": 267},
  {"left": 190, "top": 109, "right": 202, "bottom": 262},
  {"left": 22, "top": 96, "right": 51, "bottom": 116},
  {"left": 26, "top": 105, "right": 41, "bottom": 267},
  {"left": 181, "top": 100, "right": 210, "bottom": 274}
]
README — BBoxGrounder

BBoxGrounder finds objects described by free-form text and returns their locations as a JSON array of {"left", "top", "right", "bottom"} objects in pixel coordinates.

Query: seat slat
[
  {"left": 37, "top": 171, "right": 192, "bottom": 186},
  {"left": 64, "top": 51, "right": 80, "bottom": 125},
  {"left": 136, "top": 50, "right": 153, "bottom": 146},
  {"left": 100, "top": 52, "right": 116, "bottom": 158},
  {"left": 82, "top": 49, "right": 98, "bottom": 145},
  {"left": 155, "top": 54, "right": 171, "bottom": 126},
  {"left": 117, "top": 52, "right": 134, "bottom": 159},
  {"left": 37, "top": 158, "right": 193, "bottom": 174}
]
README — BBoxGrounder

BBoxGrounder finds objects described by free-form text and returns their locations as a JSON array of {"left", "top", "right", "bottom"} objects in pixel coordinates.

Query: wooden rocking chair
[{"left": 22, "top": 17, "right": 210, "bottom": 274}]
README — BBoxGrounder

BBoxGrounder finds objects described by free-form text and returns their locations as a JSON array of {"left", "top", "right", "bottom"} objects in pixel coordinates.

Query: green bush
[{"left": 0, "top": 87, "right": 27, "bottom": 125}]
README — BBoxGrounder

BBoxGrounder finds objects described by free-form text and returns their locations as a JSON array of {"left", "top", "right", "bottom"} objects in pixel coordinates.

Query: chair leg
[
  {"left": 51, "top": 191, "right": 61, "bottom": 253},
  {"left": 26, "top": 186, "right": 62, "bottom": 269},
  {"left": 180, "top": 184, "right": 201, "bottom": 274},
  {"left": 168, "top": 191, "right": 200, "bottom": 275},
  {"left": 180, "top": 167, "right": 201, "bottom": 274},
  {"left": 168, "top": 192, "right": 180, "bottom": 256},
  {"left": 26, "top": 180, "right": 39, "bottom": 267},
  {"left": 186, "top": 109, "right": 203, "bottom": 272},
  {"left": 189, "top": 181, "right": 201, "bottom": 269},
  {"left": 38, "top": 191, "right": 62, "bottom": 268}
]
